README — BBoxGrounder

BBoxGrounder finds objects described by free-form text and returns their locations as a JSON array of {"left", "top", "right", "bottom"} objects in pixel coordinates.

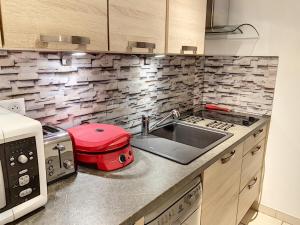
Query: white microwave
[{"left": 0, "top": 107, "right": 47, "bottom": 224}]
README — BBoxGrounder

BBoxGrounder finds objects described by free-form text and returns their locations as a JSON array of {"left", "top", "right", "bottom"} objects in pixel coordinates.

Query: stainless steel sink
[
  {"left": 151, "top": 123, "right": 229, "bottom": 149},
  {"left": 131, "top": 122, "right": 233, "bottom": 165}
]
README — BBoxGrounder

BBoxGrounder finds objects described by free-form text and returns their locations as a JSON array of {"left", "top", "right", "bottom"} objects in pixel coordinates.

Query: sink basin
[
  {"left": 151, "top": 123, "right": 228, "bottom": 149},
  {"left": 131, "top": 122, "right": 233, "bottom": 165}
]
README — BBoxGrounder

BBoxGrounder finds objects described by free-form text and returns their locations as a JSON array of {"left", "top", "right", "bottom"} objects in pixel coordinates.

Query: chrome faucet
[{"left": 141, "top": 109, "right": 181, "bottom": 136}]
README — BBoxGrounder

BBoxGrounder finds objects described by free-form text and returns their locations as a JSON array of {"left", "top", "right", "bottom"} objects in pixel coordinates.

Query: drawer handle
[
  {"left": 251, "top": 145, "right": 262, "bottom": 155},
  {"left": 253, "top": 128, "right": 264, "bottom": 138},
  {"left": 40, "top": 35, "right": 91, "bottom": 45},
  {"left": 127, "top": 41, "right": 156, "bottom": 53},
  {"left": 248, "top": 177, "right": 258, "bottom": 189},
  {"left": 221, "top": 150, "right": 236, "bottom": 164},
  {"left": 181, "top": 46, "right": 197, "bottom": 54}
]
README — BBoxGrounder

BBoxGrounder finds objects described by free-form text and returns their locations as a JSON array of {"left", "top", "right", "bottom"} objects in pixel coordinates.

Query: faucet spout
[{"left": 141, "top": 109, "right": 180, "bottom": 136}]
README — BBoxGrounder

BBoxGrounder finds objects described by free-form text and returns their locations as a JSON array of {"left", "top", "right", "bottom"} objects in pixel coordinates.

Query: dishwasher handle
[{"left": 0, "top": 160, "right": 6, "bottom": 209}]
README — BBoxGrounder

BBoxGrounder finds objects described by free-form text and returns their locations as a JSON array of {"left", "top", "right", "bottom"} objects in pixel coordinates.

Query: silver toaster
[{"left": 42, "top": 125, "right": 76, "bottom": 183}]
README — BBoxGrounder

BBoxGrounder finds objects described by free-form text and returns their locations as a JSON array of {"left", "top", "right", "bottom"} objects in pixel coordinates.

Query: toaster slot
[
  {"left": 43, "top": 125, "right": 60, "bottom": 134},
  {"left": 53, "top": 144, "right": 67, "bottom": 168}
]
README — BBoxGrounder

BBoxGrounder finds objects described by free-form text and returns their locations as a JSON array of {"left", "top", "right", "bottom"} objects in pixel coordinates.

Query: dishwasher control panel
[{"left": 147, "top": 183, "right": 202, "bottom": 225}]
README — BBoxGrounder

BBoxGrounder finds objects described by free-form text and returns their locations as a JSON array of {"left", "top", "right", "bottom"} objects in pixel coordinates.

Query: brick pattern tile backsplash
[
  {"left": 0, "top": 51, "right": 203, "bottom": 131},
  {"left": 203, "top": 56, "right": 279, "bottom": 115},
  {"left": 0, "top": 51, "right": 278, "bottom": 131}
]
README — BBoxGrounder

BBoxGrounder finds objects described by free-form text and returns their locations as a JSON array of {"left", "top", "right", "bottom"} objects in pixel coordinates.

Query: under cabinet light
[
  {"left": 72, "top": 52, "right": 87, "bottom": 57},
  {"left": 61, "top": 52, "right": 87, "bottom": 66},
  {"left": 154, "top": 54, "right": 166, "bottom": 58},
  {"left": 61, "top": 54, "right": 72, "bottom": 66}
]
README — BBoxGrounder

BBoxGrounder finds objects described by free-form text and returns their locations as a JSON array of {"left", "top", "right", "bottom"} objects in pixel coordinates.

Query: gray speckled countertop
[{"left": 12, "top": 117, "right": 269, "bottom": 225}]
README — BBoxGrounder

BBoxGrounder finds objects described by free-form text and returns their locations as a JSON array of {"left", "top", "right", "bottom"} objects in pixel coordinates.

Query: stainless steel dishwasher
[{"left": 144, "top": 177, "right": 202, "bottom": 225}]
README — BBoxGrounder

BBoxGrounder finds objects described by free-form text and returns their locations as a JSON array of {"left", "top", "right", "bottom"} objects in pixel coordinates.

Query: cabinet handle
[
  {"left": 0, "top": 160, "right": 7, "bottom": 209},
  {"left": 251, "top": 145, "right": 262, "bottom": 155},
  {"left": 181, "top": 46, "right": 197, "bottom": 54},
  {"left": 127, "top": 41, "right": 156, "bottom": 53},
  {"left": 248, "top": 177, "right": 258, "bottom": 189},
  {"left": 40, "top": 35, "right": 91, "bottom": 45},
  {"left": 221, "top": 150, "right": 236, "bottom": 164},
  {"left": 253, "top": 128, "right": 264, "bottom": 138}
]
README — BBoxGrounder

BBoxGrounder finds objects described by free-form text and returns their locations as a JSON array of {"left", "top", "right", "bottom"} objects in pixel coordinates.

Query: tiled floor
[{"left": 240, "top": 210, "right": 292, "bottom": 225}]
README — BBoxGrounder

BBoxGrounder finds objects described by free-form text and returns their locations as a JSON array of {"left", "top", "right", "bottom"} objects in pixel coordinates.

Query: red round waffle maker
[{"left": 67, "top": 123, "right": 134, "bottom": 171}]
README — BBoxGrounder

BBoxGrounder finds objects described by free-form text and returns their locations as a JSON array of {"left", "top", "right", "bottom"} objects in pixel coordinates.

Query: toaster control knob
[
  {"left": 119, "top": 154, "right": 127, "bottom": 164},
  {"left": 63, "top": 160, "right": 74, "bottom": 169},
  {"left": 18, "top": 155, "right": 28, "bottom": 164}
]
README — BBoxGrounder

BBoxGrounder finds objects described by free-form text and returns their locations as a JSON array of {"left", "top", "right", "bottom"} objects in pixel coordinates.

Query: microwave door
[{"left": 0, "top": 160, "right": 6, "bottom": 209}]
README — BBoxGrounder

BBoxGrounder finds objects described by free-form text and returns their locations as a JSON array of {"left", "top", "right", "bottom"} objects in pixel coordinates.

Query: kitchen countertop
[{"left": 11, "top": 117, "right": 270, "bottom": 225}]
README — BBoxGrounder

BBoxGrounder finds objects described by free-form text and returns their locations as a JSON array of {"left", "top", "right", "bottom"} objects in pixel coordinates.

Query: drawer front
[
  {"left": 240, "top": 139, "right": 265, "bottom": 191},
  {"left": 243, "top": 125, "right": 267, "bottom": 155},
  {"left": 201, "top": 143, "right": 243, "bottom": 225},
  {"left": 237, "top": 171, "right": 262, "bottom": 223}
]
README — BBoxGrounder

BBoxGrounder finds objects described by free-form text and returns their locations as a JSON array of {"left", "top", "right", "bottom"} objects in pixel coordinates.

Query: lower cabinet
[
  {"left": 240, "top": 139, "right": 265, "bottom": 191},
  {"left": 237, "top": 171, "right": 262, "bottom": 223},
  {"left": 201, "top": 125, "right": 267, "bottom": 225},
  {"left": 201, "top": 144, "right": 243, "bottom": 225}
]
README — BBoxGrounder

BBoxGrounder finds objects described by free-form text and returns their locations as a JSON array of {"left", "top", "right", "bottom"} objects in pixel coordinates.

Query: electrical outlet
[{"left": 0, "top": 98, "right": 26, "bottom": 115}]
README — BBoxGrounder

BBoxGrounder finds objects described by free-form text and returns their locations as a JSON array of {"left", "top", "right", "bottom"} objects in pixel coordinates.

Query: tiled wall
[
  {"left": 203, "top": 56, "right": 279, "bottom": 115},
  {"left": 0, "top": 51, "right": 203, "bottom": 131},
  {"left": 0, "top": 51, "right": 278, "bottom": 131}
]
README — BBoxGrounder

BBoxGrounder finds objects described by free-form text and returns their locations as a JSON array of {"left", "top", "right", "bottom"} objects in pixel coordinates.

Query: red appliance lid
[{"left": 68, "top": 123, "right": 131, "bottom": 153}]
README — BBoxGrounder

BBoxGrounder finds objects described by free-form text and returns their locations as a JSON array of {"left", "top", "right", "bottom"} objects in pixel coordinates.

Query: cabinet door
[
  {"left": 237, "top": 171, "right": 262, "bottom": 223},
  {"left": 201, "top": 144, "right": 243, "bottom": 225},
  {"left": 243, "top": 125, "right": 267, "bottom": 155},
  {"left": 1, "top": 0, "right": 108, "bottom": 51},
  {"left": 109, "top": 0, "right": 166, "bottom": 54},
  {"left": 240, "top": 139, "right": 265, "bottom": 191},
  {"left": 167, "top": 0, "right": 206, "bottom": 55}
]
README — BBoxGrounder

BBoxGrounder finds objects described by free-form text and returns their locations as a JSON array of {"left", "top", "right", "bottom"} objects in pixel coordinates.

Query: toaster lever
[{"left": 53, "top": 144, "right": 66, "bottom": 152}]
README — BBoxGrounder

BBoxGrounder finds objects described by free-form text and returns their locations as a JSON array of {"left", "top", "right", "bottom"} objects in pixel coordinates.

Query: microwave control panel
[{"left": 0, "top": 137, "right": 40, "bottom": 213}]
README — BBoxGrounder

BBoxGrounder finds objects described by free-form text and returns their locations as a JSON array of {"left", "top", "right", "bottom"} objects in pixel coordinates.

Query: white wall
[{"left": 205, "top": 0, "right": 300, "bottom": 219}]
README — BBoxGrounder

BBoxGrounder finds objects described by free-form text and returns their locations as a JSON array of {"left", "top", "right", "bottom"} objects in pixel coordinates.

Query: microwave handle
[{"left": 0, "top": 160, "right": 6, "bottom": 209}]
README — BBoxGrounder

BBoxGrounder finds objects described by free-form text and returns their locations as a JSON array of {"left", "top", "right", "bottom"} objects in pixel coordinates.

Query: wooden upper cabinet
[
  {"left": 167, "top": 0, "right": 207, "bottom": 55},
  {"left": 0, "top": 0, "right": 108, "bottom": 51},
  {"left": 109, "top": 0, "right": 166, "bottom": 54}
]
